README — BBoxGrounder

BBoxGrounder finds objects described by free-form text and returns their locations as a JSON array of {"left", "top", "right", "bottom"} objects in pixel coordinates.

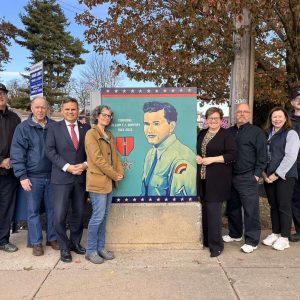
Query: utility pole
[{"left": 229, "top": 8, "right": 255, "bottom": 125}]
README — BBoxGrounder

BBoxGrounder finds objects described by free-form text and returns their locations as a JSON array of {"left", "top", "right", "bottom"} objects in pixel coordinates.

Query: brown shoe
[
  {"left": 32, "top": 244, "right": 44, "bottom": 256},
  {"left": 46, "top": 240, "right": 60, "bottom": 250}
]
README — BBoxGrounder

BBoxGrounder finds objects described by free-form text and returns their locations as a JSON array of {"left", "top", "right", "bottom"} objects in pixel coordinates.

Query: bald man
[
  {"left": 11, "top": 96, "right": 58, "bottom": 256},
  {"left": 223, "top": 103, "right": 267, "bottom": 253}
]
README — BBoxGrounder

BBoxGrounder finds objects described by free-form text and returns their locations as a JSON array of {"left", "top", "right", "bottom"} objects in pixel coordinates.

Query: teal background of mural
[{"left": 101, "top": 92, "right": 197, "bottom": 197}]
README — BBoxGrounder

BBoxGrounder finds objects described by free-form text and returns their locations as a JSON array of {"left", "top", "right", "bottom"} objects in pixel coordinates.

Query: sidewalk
[{"left": 1, "top": 230, "right": 300, "bottom": 300}]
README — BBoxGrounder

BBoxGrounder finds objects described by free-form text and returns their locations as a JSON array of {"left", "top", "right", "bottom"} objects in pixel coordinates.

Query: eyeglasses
[
  {"left": 0, "top": 91, "right": 7, "bottom": 96},
  {"left": 100, "top": 113, "right": 113, "bottom": 119},
  {"left": 236, "top": 110, "right": 250, "bottom": 114},
  {"left": 207, "top": 117, "right": 221, "bottom": 121}
]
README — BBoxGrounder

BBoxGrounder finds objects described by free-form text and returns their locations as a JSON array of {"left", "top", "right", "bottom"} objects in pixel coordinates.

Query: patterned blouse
[{"left": 200, "top": 131, "right": 216, "bottom": 179}]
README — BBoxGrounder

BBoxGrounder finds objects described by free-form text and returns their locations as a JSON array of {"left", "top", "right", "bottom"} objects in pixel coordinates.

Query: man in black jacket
[
  {"left": 290, "top": 91, "right": 300, "bottom": 242},
  {"left": 0, "top": 83, "right": 20, "bottom": 252},
  {"left": 223, "top": 103, "right": 267, "bottom": 253}
]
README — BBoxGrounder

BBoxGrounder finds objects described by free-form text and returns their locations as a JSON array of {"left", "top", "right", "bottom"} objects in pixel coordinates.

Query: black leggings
[{"left": 264, "top": 177, "right": 296, "bottom": 237}]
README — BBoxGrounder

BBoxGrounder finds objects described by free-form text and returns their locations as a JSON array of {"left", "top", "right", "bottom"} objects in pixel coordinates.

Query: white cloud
[
  {"left": 0, "top": 71, "right": 29, "bottom": 82},
  {"left": 0, "top": 71, "right": 22, "bottom": 77}
]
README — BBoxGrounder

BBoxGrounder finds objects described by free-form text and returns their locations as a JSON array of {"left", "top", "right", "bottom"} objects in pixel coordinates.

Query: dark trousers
[
  {"left": 292, "top": 168, "right": 300, "bottom": 233},
  {"left": 265, "top": 177, "right": 296, "bottom": 237},
  {"left": 0, "top": 174, "right": 18, "bottom": 245},
  {"left": 52, "top": 182, "right": 85, "bottom": 250},
  {"left": 227, "top": 172, "right": 261, "bottom": 246},
  {"left": 200, "top": 180, "right": 224, "bottom": 254},
  {"left": 202, "top": 201, "right": 223, "bottom": 254}
]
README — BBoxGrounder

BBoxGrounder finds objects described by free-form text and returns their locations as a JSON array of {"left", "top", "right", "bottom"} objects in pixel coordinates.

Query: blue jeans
[
  {"left": 25, "top": 177, "right": 56, "bottom": 245},
  {"left": 86, "top": 192, "right": 112, "bottom": 254}
]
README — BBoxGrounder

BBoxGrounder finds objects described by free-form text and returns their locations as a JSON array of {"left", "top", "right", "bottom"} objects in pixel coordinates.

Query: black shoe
[
  {"left": 210, "top": 249, "right": 223, "bottom": 257},
  {"left": 60, "top": 250, "right": 72, "bottom": 263},
  {"left": 289, "top": 232, "right": 300, "bottom": 242},
  {"left": 0, "top": 242, "right": 18, "bottom": 253},
  {"left": 210, "top": 246, "right": 223, "bottom": 258},
  {"left": 70, "top": 243, "right": 86, "bottom": 255}
]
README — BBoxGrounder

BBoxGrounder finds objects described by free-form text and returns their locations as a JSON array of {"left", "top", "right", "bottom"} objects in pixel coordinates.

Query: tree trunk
[{"left": 230, "top": 8, "right": 254, "bottom": 125}]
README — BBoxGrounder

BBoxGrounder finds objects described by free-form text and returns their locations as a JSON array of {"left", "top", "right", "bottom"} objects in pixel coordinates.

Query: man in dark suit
[{"left": 46, "top": 97, "right": 90, "bottom": 262}]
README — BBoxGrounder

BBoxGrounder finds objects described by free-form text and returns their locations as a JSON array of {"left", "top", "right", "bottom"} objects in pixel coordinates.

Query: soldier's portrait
[{"left": 141, "top": 101, "right": 196, "bottom": 197}]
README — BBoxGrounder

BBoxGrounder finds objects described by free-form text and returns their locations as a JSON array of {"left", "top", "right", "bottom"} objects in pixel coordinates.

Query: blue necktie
[{"left": 145, "top": 150, "right": 158, "bottom": 195}]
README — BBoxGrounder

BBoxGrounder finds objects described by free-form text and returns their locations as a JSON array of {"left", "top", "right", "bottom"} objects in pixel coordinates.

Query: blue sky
[
  {"left": 1, "top": 0, "right": 228, "bottom": 114},
  {"left": 0, "top": 0, "right": 154, "bottom": 87}
]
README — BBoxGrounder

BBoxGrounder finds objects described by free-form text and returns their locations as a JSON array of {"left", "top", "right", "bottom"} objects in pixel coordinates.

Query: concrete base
[{"left": 105, "top": 202, "right": 201, "bottom": 250}]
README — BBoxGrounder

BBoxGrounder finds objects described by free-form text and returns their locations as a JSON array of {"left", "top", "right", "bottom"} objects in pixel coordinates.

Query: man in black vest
[
  {"left": 290, "top": 91, "right": 300, "bottom": 242},
  {"left": 0, "top": 83, "right": 20, "bottom": 252}
]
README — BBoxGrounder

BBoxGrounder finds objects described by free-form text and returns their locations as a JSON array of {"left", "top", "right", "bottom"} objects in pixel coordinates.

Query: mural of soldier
[{"left": 141, "top": 101, "right": 196, "bottom": 196}]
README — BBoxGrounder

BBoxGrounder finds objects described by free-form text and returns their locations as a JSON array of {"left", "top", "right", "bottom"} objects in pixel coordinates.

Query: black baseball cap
[
  {"left": 0, "top": 83, "right": 8, "bottom": 93},
  {"left": 291, "top": 90, "right": 300, "bottom": 101}
]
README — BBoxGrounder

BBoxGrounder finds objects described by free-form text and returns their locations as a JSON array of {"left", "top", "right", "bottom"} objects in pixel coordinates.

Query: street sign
[{"left": 29, "top": 61, "right": 43, "bottom": 100}]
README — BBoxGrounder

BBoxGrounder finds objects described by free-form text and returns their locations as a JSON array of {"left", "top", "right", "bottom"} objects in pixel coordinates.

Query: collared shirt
[
  {"left": 141, "top": 134, "right": 197, "bottom": 196},
  {"left": 155, "top": 133, "right": 177, "bottom": 159},
  {"left": 64, "top": 120, "right": 79, "bottom": 141},
  {"left": 229, "top": 122, "right": 267, "bottom": 177},
  {"left": 32, "top": 115, "right": 47, "bottom": 127},
  {"left": 62, "top": 119, "right": 80, "bottom": 172}
]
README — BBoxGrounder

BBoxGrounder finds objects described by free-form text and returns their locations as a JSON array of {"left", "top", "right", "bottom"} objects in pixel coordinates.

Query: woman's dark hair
[
  {"left": 205, "top": 107, "right": 224, "bottom": 119},
  {"left": 91, "top": 105, "right": 113, "bottom": 124},
  {"left": 265, "top": 107, "right": 292, "bottom": 131}
]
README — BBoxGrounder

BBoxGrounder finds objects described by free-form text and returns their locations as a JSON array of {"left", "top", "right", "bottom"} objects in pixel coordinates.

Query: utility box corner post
[{"left": 90, "top": 87, "right": 201, "bottom": 250}]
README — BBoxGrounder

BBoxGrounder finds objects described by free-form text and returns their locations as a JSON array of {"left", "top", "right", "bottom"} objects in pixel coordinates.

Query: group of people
[
  {"left": 197, "top": 93, "right": 300, "bottom": 257},
  {"left": 1, "top": 80, "right": 300, "bottom": 262},
  {"left": 0, "top": 83, "right": 123, "bottom": 264}
]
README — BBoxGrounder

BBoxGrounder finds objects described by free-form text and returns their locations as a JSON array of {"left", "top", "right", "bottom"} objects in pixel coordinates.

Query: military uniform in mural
[{"left": 141, "top": 134, "right": 196, "bottom": 196}]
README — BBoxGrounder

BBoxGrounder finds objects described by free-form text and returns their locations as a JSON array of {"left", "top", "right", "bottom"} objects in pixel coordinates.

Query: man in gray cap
[
  {"left": 290, "top": 91, "right": 300, "bottom": 242},
  {"left": 0, "top": 83, "right": 21, "bottom": 252}
]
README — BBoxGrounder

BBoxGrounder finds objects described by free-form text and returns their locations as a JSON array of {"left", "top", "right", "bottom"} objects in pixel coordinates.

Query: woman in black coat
[{"left": 197, "top": 107, "right": 237, "bottom": 257}]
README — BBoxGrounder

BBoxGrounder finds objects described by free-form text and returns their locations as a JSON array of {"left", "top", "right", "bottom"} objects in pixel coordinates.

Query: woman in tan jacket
[{"left": 85, "top": 105, "right": 124, "bottom": 264}]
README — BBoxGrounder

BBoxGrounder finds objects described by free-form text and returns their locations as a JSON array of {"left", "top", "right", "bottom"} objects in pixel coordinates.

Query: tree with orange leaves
[{"left": 76, "top": 0, "right": 300, "bottom": 108}]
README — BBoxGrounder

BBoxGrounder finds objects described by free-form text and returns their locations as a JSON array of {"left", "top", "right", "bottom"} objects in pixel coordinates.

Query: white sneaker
[
  {"left": 262, "top": 233, "right": 280, "bottom": 246},
  {"left": 272, "top": 237, "right": 290, "bottom": 251},
  {"left": 240, "top": 244, "right": 257, "bottom": 253},
  {"left": 222, "top": 235, "right": 242, "bottom": 243}
]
